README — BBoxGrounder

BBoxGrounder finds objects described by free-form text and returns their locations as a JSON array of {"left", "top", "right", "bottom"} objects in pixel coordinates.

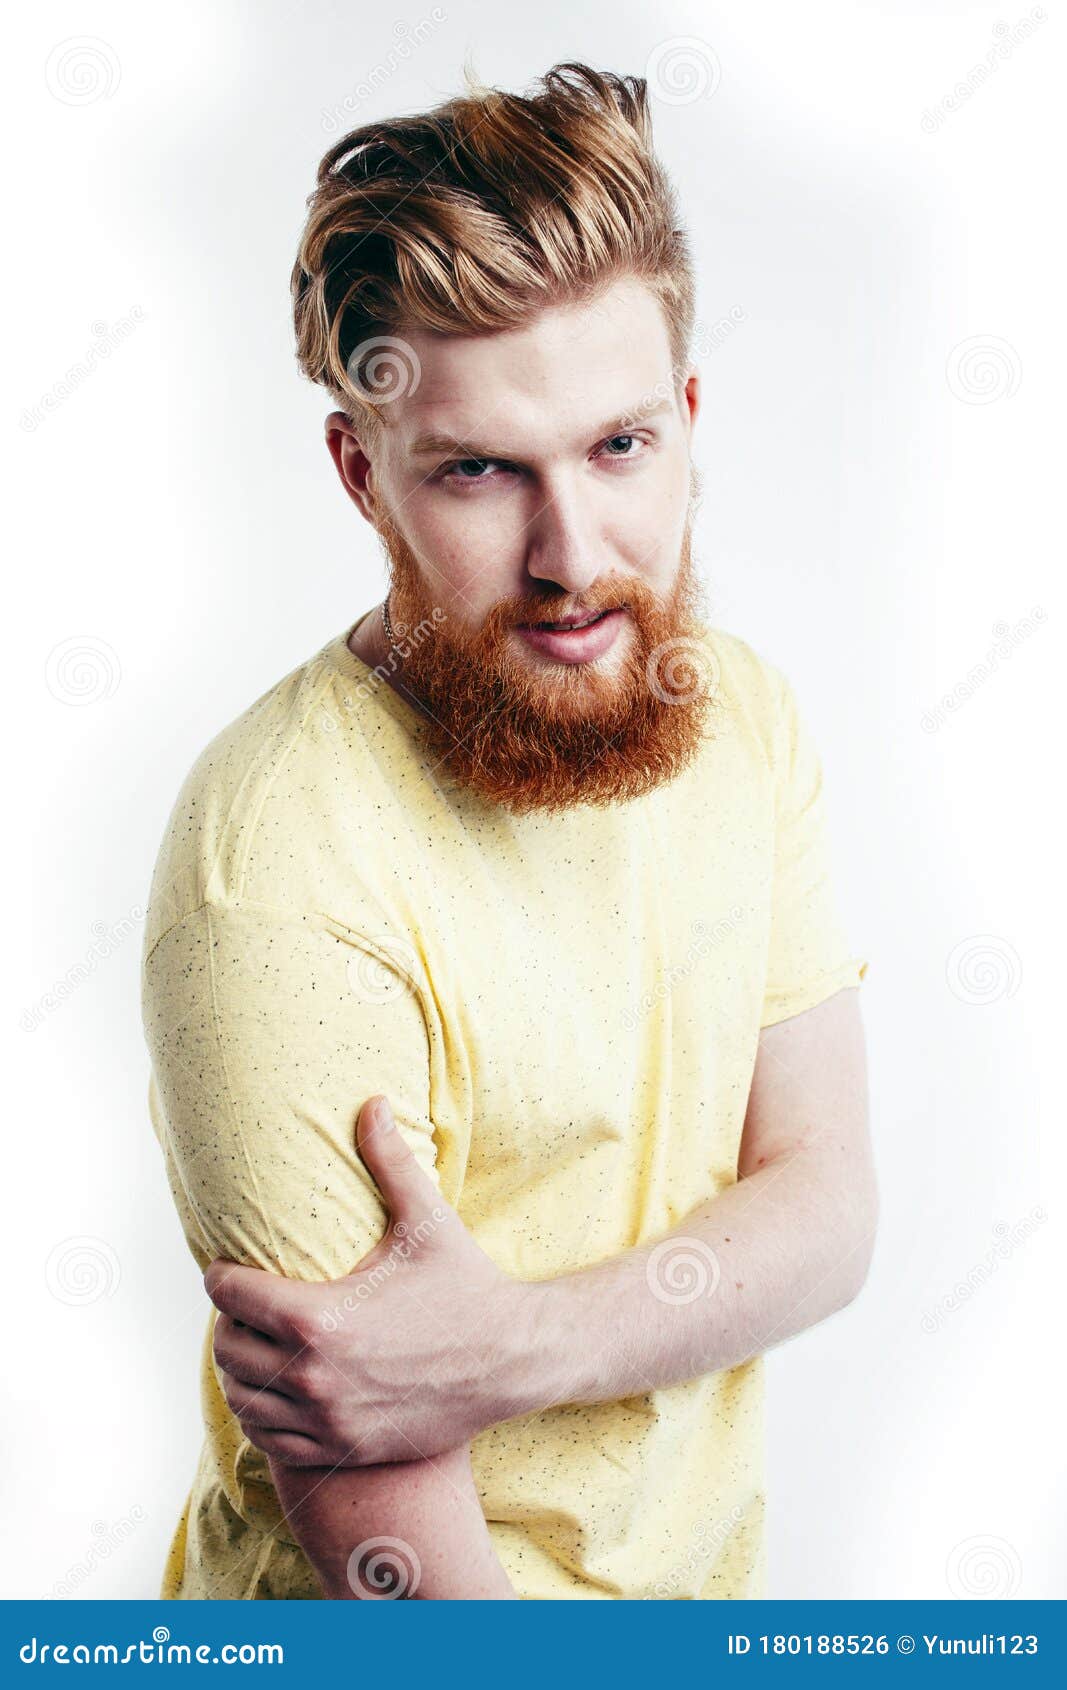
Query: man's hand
[
  {"left": 208, "top": 988, "right": 875, "bottom": 1473},
  {"left": 206, "top": 1094, "right": 552, "bottom": 1468}
]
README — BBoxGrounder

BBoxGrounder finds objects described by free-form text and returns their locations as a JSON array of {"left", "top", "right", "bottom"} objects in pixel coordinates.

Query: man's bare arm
[
  {"left": 532, "top": 985, "right": 877, "bottom": 1406},
  {"left": 207, "top": 987, "right": 876, "bottom": 1465},
  {"left": 265, "top": 1445, "right": 515, "bottom": 1600}
]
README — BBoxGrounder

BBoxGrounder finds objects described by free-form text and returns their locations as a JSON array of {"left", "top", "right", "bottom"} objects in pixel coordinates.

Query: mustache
[
  {"left": 512, "top": 603, "right": 628, "bottom": 629},
  {"left": 487, "top": 589, "right": 643, "bottom": 633}
]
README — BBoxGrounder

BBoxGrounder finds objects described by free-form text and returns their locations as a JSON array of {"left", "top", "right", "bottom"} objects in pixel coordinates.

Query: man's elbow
[{"left": 833, "top": 1170, "right": 880, "bottom": 1308}]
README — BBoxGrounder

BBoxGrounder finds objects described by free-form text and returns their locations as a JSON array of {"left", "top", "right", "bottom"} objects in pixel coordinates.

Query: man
[{"left": 142, "top": 61, "right": 875, "bottom": 1602}]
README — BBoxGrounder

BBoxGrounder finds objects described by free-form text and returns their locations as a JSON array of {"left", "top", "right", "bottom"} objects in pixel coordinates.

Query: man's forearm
[
  {"left": 518, "top": 1140, "right": 878, "bottom": 1416},
  {"left": 207, "top": 1007, "right": 877, "bottom": 1472},
  {"left": 269, "top": 1445, "right": 515, "bottom": 1599}
]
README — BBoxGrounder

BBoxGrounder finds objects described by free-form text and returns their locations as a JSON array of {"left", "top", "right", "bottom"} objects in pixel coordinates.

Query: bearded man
[{"left": 141, "top": 60, "right": 874, "bottom": 1603}]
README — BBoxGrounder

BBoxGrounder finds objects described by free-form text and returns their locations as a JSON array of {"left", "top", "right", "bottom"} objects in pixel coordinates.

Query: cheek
[
  {"left": 613, "top": 515, "right": 679, "bottom": 590},
  {"left": 406, "top": 502, "right": 518, "bottom": 616},
  {"left": 613, "top": 457, "right": 690, "bottom": 581}
]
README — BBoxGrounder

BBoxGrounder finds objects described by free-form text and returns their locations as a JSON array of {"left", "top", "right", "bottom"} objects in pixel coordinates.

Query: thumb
[{"left": 356, "top": 1094, "right": 439, "bottom": 1225}]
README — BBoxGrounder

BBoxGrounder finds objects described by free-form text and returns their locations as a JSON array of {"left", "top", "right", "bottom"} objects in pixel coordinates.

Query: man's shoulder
[
  {"left": 141, "top": 630, "right": 387, "bottom": 963},
  {"left": 695, "top": 621, "right": 790, "bottom": 747}
]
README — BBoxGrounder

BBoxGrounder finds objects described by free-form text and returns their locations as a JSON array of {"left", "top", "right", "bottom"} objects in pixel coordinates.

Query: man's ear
[
  {"left": 324, "top": 409, "right": 379, "bottom": 523},
  {"left": 681, "top": 368, "right": 700, "bottom": 436}
]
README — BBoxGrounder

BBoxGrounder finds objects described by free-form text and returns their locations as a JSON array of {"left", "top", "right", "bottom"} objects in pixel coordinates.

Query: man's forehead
[{"left": 388, "top": 279, "right": 678, "bottom": 456}]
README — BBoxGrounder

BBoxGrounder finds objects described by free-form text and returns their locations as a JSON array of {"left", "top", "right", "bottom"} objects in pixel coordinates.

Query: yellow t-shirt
[{"left": 141, "top": 615, "right": 867, "bottom": 1601}]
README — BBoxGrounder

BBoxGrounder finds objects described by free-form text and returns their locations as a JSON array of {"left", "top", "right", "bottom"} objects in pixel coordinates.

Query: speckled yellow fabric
[{"left": 141, "top": 615, "right": 867, "bottom": 1601}]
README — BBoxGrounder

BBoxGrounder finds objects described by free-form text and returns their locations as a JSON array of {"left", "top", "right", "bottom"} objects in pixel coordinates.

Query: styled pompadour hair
[{"left": 290, "top": 61, "right": 695, "bottom": 433}]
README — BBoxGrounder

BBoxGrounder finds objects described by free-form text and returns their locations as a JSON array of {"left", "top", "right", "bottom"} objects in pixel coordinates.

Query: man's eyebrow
[{"left": 406, "top": 397, "right": 675, "bottom": 461}]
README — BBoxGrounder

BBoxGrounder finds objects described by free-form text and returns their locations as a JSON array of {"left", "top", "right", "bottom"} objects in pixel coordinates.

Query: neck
[
  {"left": 347, "top": 604, "right": 433, "bottom": 722},
  {"left": 347, "top": 604, "right": 390, "bottom": 670}
]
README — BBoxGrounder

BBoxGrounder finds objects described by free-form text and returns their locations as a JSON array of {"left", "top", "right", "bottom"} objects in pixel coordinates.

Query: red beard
[{"left": 377, "top": 510, "right": 720, "bottom": 814}]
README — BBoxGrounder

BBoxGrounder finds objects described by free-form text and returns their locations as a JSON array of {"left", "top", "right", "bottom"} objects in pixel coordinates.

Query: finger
[
  {"left": 247, "top": 1429, "right": 331, "bottom": 1468},
  {"left": 355, "top": 1095, "right": 442, "bottom": 1223},
  {"left": 203, "top": 1259, "right": 315, "bottom": 1340},
  {"left": 220, "top": 1371, "right": 308, "bottom": 1433},
  {"left": 212, "top": 1313, "right": 295, "bottom": 1390}
]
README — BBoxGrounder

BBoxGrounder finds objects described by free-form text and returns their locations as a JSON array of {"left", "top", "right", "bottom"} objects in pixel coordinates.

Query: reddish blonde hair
[{"left": 291, "top": 61, "right": 695, "bottom": 433}]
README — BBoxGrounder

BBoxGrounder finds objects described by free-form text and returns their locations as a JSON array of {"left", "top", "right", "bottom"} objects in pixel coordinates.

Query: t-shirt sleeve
[
  {"left": 141, "top": 898, "right": 448, "bottom": 1281},
  {"left": 759, "top": 670, "right": 869, "bottom": 1029}
]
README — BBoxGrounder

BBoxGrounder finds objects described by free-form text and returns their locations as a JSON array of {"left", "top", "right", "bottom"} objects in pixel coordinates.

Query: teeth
[{"left": 538, "top": 612, "right": 602, "bottom": 631}]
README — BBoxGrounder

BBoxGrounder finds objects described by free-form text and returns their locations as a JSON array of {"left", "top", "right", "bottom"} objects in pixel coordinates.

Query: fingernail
[{"left": 376, "top": 1096, "right": 394, "bottom": 1128}]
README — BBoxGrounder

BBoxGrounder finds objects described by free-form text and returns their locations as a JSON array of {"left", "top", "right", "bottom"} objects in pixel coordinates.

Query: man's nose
[{"left": 524, "top": 482, "right": 601, "bottom": 596}]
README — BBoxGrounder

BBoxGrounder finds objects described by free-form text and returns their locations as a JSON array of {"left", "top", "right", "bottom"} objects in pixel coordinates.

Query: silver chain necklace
[
  {"left": 380, "top": 592, "right": 402, "bottom": 665},
  {"left": 378, "top": 593, "right": 431, "bottom": 725}
]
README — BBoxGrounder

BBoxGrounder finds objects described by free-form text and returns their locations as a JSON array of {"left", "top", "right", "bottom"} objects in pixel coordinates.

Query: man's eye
[
  {"left": 601, "top": 434, "right": 643, "bottom": 459},
  {"left": 443, "top": 458, "right": 496, "bottom": 481}
]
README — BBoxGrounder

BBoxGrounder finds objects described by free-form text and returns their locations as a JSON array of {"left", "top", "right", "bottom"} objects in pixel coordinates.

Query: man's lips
[
  {"left": 516, "top": 607, "right": 622, "bottom": 631},
  {"left": 513, "top": 606, "right": 628, "bottom": 664}
]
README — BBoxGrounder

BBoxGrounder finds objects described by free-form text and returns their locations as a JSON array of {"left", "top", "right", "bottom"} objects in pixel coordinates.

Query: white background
[{"left": 6, "top": 0, "right": 1063, "bottom": 1600}]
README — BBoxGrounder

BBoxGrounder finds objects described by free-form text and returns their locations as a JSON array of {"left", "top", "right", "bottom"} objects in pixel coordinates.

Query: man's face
[{"left": 328, "top": 275, "right": 717, "bottom": 812}]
